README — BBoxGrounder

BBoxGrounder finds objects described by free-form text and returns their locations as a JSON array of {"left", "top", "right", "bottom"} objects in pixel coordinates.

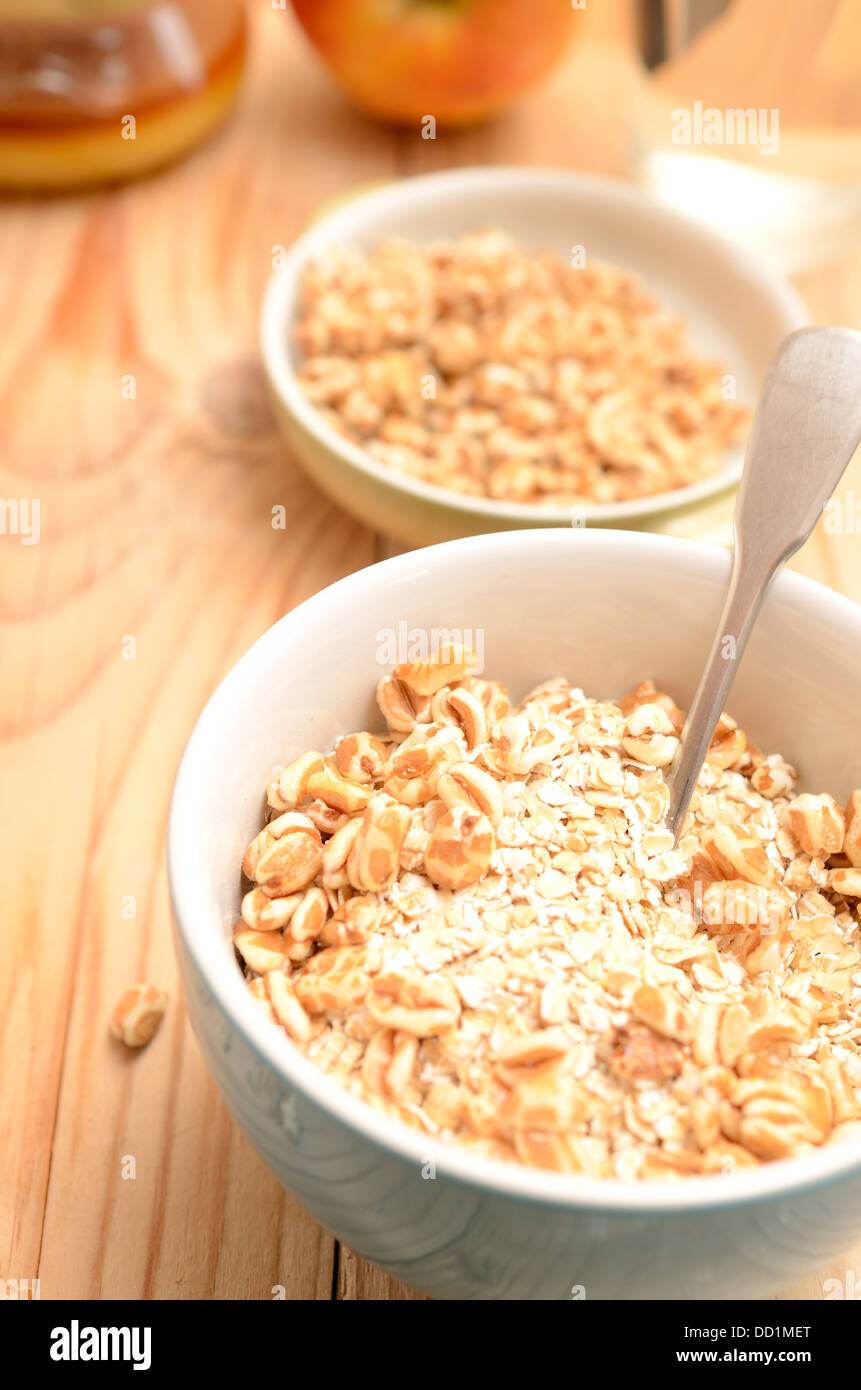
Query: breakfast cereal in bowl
[
  {"left": 235, "top": 645, "right": 861, "bottom": 1181},
  {"left": 293, "top": 231, "right": 749, "bottom": 508}
]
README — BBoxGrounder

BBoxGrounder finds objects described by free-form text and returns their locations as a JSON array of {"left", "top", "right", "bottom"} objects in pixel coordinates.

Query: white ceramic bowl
[
  {"left": 259, "top": 167, "right": 807, "bottom": 547},
  {"left": 169, "top": 529, "right": 861, "bottom": 1301}
]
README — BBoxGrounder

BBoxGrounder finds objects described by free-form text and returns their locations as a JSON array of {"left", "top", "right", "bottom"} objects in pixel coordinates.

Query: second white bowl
[{"left": 260, "top": 167, "right": 808, "bottom": 546}]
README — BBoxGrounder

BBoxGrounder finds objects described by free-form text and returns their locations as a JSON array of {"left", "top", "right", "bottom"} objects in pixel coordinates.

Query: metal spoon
[{"left": 666, "top": 325, "right": 861, "bottom": 841}]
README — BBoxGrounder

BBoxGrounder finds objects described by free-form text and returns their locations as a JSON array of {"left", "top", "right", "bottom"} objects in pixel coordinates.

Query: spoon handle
[{"left": 666, "top": 326, "right": 861, "bottom": 839}]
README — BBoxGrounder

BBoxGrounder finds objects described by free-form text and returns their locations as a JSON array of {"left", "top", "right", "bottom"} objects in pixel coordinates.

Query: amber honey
[{"left": 0, "top": 0, "right": 247, "bottom": 188}]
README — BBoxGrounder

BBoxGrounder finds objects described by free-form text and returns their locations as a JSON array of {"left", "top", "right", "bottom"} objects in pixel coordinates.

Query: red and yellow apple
[{"left": 290, "top": 0, "right": 579, "bottom": 127}]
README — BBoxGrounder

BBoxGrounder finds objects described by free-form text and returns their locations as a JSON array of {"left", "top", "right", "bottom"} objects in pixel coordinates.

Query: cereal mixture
[
  {"left": 293, "top": 232, "right": 749, "bottom": 506},
  {"left": 236, "top": 648, "right": 861, "bottom": 1179}
]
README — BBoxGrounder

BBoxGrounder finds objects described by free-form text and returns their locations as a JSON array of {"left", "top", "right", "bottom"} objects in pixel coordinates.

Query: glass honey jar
[{"left": 0, "top": 0, "right": 246, "bottom": 189}]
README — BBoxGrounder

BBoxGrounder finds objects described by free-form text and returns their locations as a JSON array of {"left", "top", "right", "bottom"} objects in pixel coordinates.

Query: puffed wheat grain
[{"left": 293, "top": 232, "right": 749, "bottom": 508}]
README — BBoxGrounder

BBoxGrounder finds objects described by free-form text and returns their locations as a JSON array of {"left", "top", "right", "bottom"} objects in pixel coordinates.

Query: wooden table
[{"left": 3, "top": 0, "right": 860, "bottom": 1301}]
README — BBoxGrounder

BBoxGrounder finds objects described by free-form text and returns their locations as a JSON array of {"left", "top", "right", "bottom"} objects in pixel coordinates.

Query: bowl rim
[
  {"left": 259, "top": 165, "right": 809, "bottom": 528},
  {"left": 169, "top": 528, "right": 861, "bottom": 1213}
]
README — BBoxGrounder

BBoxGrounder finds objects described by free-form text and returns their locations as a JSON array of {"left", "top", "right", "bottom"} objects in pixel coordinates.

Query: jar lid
[{"left": 0, "top": 0, "right": 154, "bottom": 20}]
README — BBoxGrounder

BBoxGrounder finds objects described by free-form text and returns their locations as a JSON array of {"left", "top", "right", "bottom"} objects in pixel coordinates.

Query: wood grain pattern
[{"left": 1, "top": 0, "right": 859, "bottom": 1302}]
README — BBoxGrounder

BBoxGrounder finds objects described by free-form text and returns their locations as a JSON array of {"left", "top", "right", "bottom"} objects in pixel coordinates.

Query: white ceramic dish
[
  {"left": 169, "top": 529, "right": 861, "bottom": 1301},
  {"left": 259, "top": 167, "right": 808, "bottom": 547}
]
